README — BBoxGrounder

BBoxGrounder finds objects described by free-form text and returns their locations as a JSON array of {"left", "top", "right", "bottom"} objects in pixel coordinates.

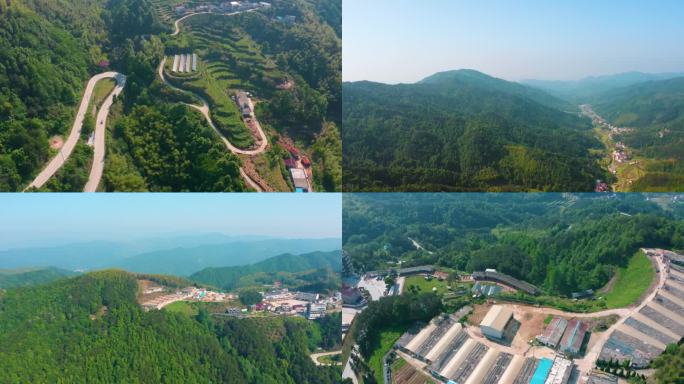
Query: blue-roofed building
[
  {"left": 295, "top": 187, "right": 305, "bottom": 193},
  {"left": 530, "top": 358, "right": 553, "bottom": 384}
]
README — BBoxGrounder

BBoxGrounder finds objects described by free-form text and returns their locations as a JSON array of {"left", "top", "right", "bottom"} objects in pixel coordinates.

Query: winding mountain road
[
  {"left": 27, "top": 72, "right": 125, "bottom": 191},
  {"left": 310, "top": 350, "right": 342, "bottom": 366},
  {"left": 157, "top": 58, "right": 265, "bottom": 191},
  {"left": 84, "top": 73, "right": 126, "bottom": 192},
  {"left": 171, "top": 8, "right": 260, "bottom": 36}
]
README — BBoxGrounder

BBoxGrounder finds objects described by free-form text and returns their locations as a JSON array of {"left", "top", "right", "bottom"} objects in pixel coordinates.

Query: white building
[
  {"left": 480, "top": 305, "right": 513, "bottom": 340},
  {"left": 172, "top": 55, "right": 180, "bottom": 72}
]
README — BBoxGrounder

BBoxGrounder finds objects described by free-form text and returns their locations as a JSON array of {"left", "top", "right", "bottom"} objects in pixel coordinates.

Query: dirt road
[{"left": 27, "top": 72, "right": 125, "bottom": 191}]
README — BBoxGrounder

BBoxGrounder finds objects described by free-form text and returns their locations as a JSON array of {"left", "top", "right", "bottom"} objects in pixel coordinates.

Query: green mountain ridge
[
  {"left": 0, "top": 269, "right": 339, "bottom": 383},
  {"left": 343, "top": 69, "right": 607, "bottom": 191},
  {"left": 0, "top": 267, "right": 78, "bottom": 288},
  {"left": 191, "top": 249, "right": 341, "bottom": 291},
  {"left": 420, "top": 69, "right": 572, "bottom": 110}
]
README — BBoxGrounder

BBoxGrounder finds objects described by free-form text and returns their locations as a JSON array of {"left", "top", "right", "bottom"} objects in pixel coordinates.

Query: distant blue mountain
[
  {"left": 0, "top": 236, "right": 342, "bottom": 275},
  {"left": 522, "top": 71, "right": 684, "bottom": 102}
]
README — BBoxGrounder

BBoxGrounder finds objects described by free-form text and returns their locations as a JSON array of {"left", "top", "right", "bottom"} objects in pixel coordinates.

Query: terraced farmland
[{"left": 163, "top": 14, "right": 288, "bottom": 149}]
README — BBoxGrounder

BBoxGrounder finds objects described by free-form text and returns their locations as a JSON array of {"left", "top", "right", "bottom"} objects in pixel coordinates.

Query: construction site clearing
[
  {"left": 139, "top": 284, "right": 234, "bottom": 311},
  {"left": 138, "top": 282, "right": 341, "bottom": 321}
]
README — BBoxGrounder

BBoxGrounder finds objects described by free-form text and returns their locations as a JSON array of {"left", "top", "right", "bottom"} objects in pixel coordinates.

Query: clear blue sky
[
  {"left": 343, "top": 0, "right": 684, "bottom": 83},
  {"left": 0, "top": 194, "right": 341, "bottom": 248}
]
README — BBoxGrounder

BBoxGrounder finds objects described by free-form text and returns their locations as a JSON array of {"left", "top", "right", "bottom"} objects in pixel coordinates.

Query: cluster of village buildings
[
  {"left": 251, "top": 287, "right": 341, "bottom": 320},
  {"left": 139, "top": 283, "right": 339, "bottom": 321},
  {"left": 141, "top": 286, "right": 235, "bottom": 311},
  {"left": 174, "top": 1, "right": 270, "bottom": 16}
]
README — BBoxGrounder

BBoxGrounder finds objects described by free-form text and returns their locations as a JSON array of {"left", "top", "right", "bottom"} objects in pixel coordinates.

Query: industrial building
[
  {"left": 472, "top": 281, "right": 502, "bottom": 297},
  {"left": 395, "top": 312, "right": 573, "bottom": 384},
  {"left": 480, "top": 305, "right": 514, "bottom": 340},
  {"left": 559, "top": 319, "right": 588, "bottom": 356},
  {"left": 537, "top": 317, "right": 568, "bottom": 349},
  {"left": 544, "top": 357, "right": 573, "bottom": 384},
  {"left": 289, "top": 168, "right": 309, "bottom": 192},
  {"left": 472, "top": 269, "right": 540, "bottom": 295},
  {"left": 295, "top": 292, "right": 319, "bottom": 302},
  {"left": 599, "top": 264, "right": 684, "bottom": 368}
]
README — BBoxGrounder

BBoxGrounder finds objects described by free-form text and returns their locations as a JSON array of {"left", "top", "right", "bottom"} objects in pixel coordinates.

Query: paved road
[
  {"left": 343, "top": 356, "right": 360, "bottom": 384},
  {"left": 157, "top": 58, "right": 268, "bottom": 155},
  {"left": 84, "top": 73, "right": 126, "bottom": 192},
  {"left": 27, "top": 72, "right": 124, "bottom": 191},
  {"left": 310, "top": 350, "right": 342, "bottom": 366},
  {"left": 157, "top": 58, "right": 265, "bottom": 191}
]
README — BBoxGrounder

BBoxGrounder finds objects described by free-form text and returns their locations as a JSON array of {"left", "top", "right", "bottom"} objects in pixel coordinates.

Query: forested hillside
[
  {"left": 0, "top": 0, "right": 341, "bottom": 191},
  {"left": 593, "top": 77, "right": 684, "bottom": 190},
  {"left": 343, "top": 70, "right": 607, "bottom": 191},
  {"left": 0, "top": 267, "right": 77, "bottom": 288},
  {"left": 0, "top": 270, "right": 339, "bottom": 383},
  {"left": 343, "top": 193, "right": 684, "bottom": 295},
  {"left": 225, "top": 0, "right": 342, "bottom": 190},
  {"left": 191, "top": 250, "right": 341, "bottom": 291}
]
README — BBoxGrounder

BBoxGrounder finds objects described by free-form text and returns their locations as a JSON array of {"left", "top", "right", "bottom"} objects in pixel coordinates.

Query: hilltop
[
  {"left": 191, "top": 249, "right": 341, "bottom": 290},
  {"left": 343, "top": 69, "right": 607, "bottom": 191},
  {"left": 0, "top": 269, "right": 339, "bottom": 383}
]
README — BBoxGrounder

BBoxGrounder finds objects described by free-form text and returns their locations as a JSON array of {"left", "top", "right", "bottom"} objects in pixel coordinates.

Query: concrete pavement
[
  {"left": 84, "top": 73, "right": 126, "bottom": 192},
  {"left": 157, "top": 57, "right": 267, "bottom": 191},
  {"left": 27, "top": 72, "right": 125, "bottom": 191}
]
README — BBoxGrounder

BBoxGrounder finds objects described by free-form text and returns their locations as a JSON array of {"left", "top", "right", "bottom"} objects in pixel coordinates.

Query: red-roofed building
[
  {"left": 283, "top": 144, "right": 300, "bottom": 158},
  {"left": 284, "top": 158, "right": 297, "bottom": 169},
  {"left": 560, "top": 319, "right": 588, "bottom": 356},
  {"left": 301, "top": 156, "right": 311, "bottom": 167}
]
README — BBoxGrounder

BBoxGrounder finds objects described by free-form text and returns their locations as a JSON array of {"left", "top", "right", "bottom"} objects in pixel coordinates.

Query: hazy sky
[
  {"left": 0, "top": 194, "right": 341, "bottom": 248},
  {"left": 343, "top": 0, "right": 684, "bottom": 83}
]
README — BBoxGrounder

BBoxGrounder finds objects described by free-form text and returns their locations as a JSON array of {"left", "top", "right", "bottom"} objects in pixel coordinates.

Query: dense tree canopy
[
  {"left": 343, "top": 193, "right": 684, "bottom": 295},
  {"left": 0, "top": 0, "right": 341, "bottom": 191},
  {"left": 351, "top": 293, "right": 443, "bottom": 359},
  {"left": 343, "top": 70, "right": 608, "bottom": 191},
  {"left": 0, "top": 270, "right": 339, "bottom": 383}
]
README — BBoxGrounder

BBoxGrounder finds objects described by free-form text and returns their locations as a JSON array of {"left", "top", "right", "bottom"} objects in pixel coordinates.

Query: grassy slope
[
  {"left": 602, "top": 251, "right": 654, "bottom": 308},
  {"left": 163, "top": 301, "right": 199, "bottom": 316},
  {"left": 367, "top": 327, "right": 405, "bottom": 384},
  {"left": 165, "top": 15, "right": 291, "bottom": 190}
]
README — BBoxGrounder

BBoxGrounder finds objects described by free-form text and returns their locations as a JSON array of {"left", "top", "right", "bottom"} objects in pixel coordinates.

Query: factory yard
[
  {"left": 139, "top": 286, "right": 233, "bottom": 310},
  {"left": 382, "top": 249, "right": 684, "bottom": 384}
]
